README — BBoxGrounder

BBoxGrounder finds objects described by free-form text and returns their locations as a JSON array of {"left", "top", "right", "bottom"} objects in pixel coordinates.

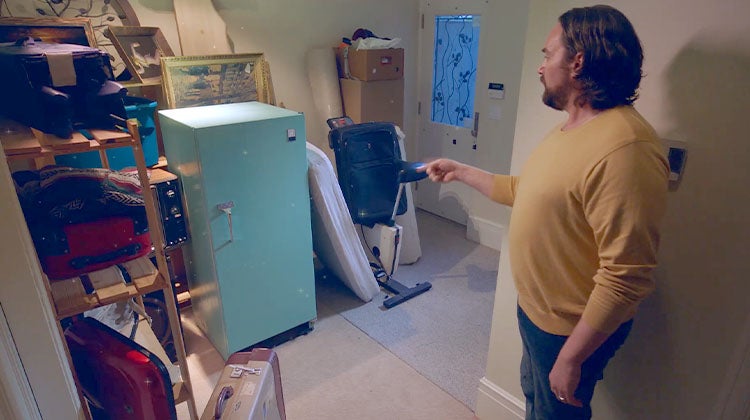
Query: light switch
[
  {"left": 662, "top": 139, "right": 687, "bottom": 188},
  {"left": 668, "top": 146, "right": 686, "bottom": 181}
]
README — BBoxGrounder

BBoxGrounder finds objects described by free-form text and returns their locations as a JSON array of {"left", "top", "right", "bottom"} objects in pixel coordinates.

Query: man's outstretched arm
[{"left": 420, "top": 158, "right": 517, "bottom": 205}]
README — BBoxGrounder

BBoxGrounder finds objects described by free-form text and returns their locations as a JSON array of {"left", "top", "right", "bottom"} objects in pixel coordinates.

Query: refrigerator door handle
[{"left": 217, "top": 201, "right": 235, "bottom": 242}]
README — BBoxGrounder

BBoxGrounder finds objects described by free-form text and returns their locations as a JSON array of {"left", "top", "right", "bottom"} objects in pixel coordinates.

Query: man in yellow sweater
[{"left": 421, "top": 5, "right": 668, "bottom": 419}]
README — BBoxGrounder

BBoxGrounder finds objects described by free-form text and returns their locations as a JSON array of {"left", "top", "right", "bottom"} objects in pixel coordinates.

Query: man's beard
[{"left": 542, "top": 82, "right": 570, "bottom": 111}]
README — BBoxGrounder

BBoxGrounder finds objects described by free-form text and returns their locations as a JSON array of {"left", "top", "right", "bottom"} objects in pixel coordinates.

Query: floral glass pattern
[{"left": 431, "top": 15, "right": 481, "bottom": 128}]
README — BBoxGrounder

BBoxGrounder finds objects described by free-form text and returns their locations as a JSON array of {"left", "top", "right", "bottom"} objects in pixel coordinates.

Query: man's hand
[
  {"left": 418, "top": 158, "right": 499, "bottom": 198},
  {"left": 549, "top": 318, "right": 610, "bottom": 407},
  {"left": 549, "top": 358, "right": 584, "bottom": 407},
  {"left": 418, "top": 158, "right": 464, "bottom": 183}
]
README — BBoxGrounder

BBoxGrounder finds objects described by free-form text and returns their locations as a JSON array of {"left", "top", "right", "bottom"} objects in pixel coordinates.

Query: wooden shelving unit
[{"left": 1, "top": 117, "right": 198, "bottom": 419}]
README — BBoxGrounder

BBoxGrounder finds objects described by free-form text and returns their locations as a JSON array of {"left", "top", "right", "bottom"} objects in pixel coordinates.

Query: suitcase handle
[
  {"left": 15, "top": 37, "right": 36, "bottom": 47},
  {"left": 214, "top": 385, "right": 234, "bottom": 419},
  {"left": 68, "top": 243, "right": 143, "bottom": 270}
]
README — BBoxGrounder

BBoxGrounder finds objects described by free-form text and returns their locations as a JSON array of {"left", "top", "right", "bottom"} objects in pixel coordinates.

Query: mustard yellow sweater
[{"left": 491, "top": 106, "right": 668, "bottom": 335}]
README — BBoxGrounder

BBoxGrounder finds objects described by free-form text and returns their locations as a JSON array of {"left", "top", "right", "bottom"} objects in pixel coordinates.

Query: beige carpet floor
[
  {"left": 176, "top": 210, "right": 496, "bottom": 419},
  {"left": 177, "top": 302, "right": 476, "bottom": 420}
]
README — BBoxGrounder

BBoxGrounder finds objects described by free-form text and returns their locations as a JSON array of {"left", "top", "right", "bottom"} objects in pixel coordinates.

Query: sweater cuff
[
  {"left": 489, "top": 174, "right": 516, "bottom": 206},
  {"left": 581, "top": 285, "right": 640, "bottom": 334}
]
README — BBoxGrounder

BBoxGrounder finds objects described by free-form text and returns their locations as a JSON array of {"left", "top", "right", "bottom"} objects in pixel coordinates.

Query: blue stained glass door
[
  {"left": 416, "top": 5, "right": 485, "bottom": 225},
  {"left": 432, "top": 15, "right": 481, "bottom": 128}
]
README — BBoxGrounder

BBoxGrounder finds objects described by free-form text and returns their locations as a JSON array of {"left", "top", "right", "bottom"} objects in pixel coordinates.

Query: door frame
[
  {"left": 415, "top": 0, "right": 488, "bottom": 224},
  {"left": 0, "top": 303, "right": 41, "bottom": 420},
  {"left": 0, "top": 152, "right": 82, "bottom": 419}
]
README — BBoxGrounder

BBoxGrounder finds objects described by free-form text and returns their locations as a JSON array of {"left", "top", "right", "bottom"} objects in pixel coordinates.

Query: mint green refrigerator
[{"left": 158, "top": 102, "right": 316, "bottom": 359}]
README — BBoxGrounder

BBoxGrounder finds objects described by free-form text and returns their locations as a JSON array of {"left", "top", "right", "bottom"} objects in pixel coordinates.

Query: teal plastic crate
[{"left": 55, "top": 96, "right": 159, "bottom": 170}]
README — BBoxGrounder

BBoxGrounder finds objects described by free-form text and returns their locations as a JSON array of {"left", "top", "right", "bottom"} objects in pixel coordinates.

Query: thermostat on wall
[{"left": 488, "top": 82, "right": 505, "bottom": 100}]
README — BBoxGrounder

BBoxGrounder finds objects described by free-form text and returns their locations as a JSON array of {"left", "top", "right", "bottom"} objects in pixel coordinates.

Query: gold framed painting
[
  {"left": 0, "top": 16, "right": 97, "bottom": 47},
  {"left": 104, "top": 25, "right": 174, "bottom": 84},
  {"left": 160, "top": 53, "right": 275, "bottom": 109}
]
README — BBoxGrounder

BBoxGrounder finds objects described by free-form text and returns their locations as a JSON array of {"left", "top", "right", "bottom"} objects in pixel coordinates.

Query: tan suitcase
[{"left": 201, "top": 349, "right": 286, "bottom": 420}]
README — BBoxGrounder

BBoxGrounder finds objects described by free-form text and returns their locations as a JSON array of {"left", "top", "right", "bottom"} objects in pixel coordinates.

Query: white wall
[
  {"left": 0, "top": 152, "right": 83, "bottom": 419},
  {"left": 213, "top": 0, "right": 420, "bottom": 163},
  {"left": 129, "top": 0, "right": 183, "bottom": 56},
  {"left": 464, "top": 0, "right": 530, "bottom": 249},
  {"left": 479, "top": 0, "right": 750, "bottom": 419}
]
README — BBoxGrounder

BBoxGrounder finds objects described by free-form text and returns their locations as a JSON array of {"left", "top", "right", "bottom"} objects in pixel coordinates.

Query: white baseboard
[
  {"left": 466, "top": 216, "right": 504, "bottom": 251},
  {"left": 475, "top": 377, "right": 525, "bottom": 420}
]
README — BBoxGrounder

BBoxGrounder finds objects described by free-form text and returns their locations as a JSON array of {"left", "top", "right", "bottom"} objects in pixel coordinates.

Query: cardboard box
[
  {"left": 340, "top": 78, "right": 404, "bottom": 127},
  {"left": 335, "top": 47, "right": 404, "bottom": 81}
]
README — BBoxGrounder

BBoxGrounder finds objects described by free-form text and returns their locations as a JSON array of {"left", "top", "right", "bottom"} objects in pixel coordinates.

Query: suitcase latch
[{"left": 229, "top": 365, "right": 262, "bottom": 377}]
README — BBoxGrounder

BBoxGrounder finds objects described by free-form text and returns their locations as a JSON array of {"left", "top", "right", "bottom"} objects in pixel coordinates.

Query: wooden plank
[
  {"left": 0, "top": 118, "right": 43, "bottom": 156},
  {"left": 94, "top": 282, "right": 130, "bottom": 305},
  {"left": 149, "top": 168, "right": 178, "bottom": 184},
  {"left": 49, "top": 278, "right": 99, "bottom": 319},
  {"left": 32, "top": 129, "right": 93, "bottom": 153},
  {"left": 173, "top": 382, "right": 188, "bottom": 403},
  {"left": 89, "top": 129, "right": 132, "bottom": 145},
  {"left": 131, "top": 272, "right": 162, "bottom": 292},
  {"left": 48, "top": 273, "right": 162, "bottom": 319}
]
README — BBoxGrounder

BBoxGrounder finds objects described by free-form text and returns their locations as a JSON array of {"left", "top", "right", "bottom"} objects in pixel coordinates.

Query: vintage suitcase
[
  {"left": 327, "top": 121, "right": 407, "bottom": 226},
  {"left": 0, "top": 37, "right": 127, "bottom": 138},
  {"left": 201, "top": 349, "right": 286, "bottom": 420},
  {"left": 13, "top": 166, "right": 151, "bottom": 280},
  {"left": 64, "top": 317, "right": 177, "bottom": 420},
  {"left": 34, "top": 215, "right": 151, "bottom": 280}
]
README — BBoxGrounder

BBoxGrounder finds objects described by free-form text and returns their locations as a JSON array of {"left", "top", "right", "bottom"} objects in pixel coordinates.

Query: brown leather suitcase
[{"left": 201, "top": 349, "right": 286, "bottom": 420}]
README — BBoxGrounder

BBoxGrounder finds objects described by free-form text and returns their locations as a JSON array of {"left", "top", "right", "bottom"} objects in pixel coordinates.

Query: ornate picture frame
[
  {"left": 0, "top": 16, "right": 98, "bottom": 46},
  {"left": 104, "top": 25, "right": 174, "bottom": 84},
  {"left": 160, "top": 53, "right": 275, "bottom": 109}
]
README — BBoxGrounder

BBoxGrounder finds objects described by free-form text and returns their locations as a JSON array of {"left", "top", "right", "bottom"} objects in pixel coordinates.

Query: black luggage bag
[
  {"left": 0, "top": 37, "right": 127, "bottom": 138},
  {"left": 328, "top": 121, "right": 408, "bottom": 227}
]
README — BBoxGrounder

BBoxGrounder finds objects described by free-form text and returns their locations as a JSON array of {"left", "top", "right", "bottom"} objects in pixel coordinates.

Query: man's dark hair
[{"left": 559, "top": 5, "right": 643, "bottom": 110}]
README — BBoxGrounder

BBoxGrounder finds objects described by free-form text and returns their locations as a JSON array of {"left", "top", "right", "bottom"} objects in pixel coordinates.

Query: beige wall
[
  {"left": 133, "top": 0, "right": 420, "bottom": 161},
  {"left": 480, "top": 0, "right": 750, "bottom": 419},
  {"left": 129, "top": 0, "right": 183, "bottom": 56},
  {"left": 213, "top": 0, "right": 420, "bottom": 163},
  {"left": 464, "top": 0, "right": 529, "bottom": 249}
]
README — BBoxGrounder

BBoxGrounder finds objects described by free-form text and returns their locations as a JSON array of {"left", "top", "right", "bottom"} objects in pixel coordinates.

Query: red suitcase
[
  {"left": 64, "top": 317, "right": 177, "bottom": 420},
  {"left": 13, "top": 166, "right": 151, "bottom": 280},
  {"left": 39, "top": 216, "right": 151, "bottom": 280},
  {"left": 202, "top": 349, "right": 286, "bottom": 420}
]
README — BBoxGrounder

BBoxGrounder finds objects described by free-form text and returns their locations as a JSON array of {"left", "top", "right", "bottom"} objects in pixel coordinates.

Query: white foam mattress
[{"left": 307, "top": 143, "right": 380, "bottom": 302}]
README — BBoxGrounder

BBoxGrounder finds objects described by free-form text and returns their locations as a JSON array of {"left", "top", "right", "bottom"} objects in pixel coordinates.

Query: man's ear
[{"left": 571, "top": 52, "right": 584, "bottom": 76}]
